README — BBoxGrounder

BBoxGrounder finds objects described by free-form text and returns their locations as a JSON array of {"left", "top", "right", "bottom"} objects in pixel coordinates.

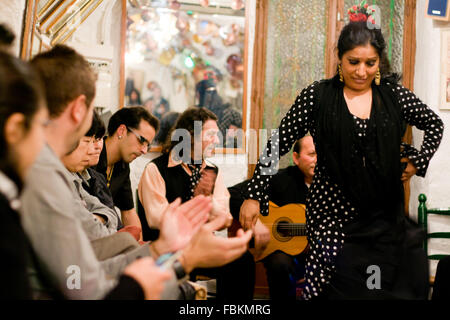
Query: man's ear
[
  {"left": 4, "top": 113, "right": 26, "bottom": 145},
  {"left": 116, "top": 124, "right": 127, "bottom": 139},
  {"left": 70, "top": 94, "right": 87, "bottom": 125},
  {"left": 292, "top": 151, "right": 300, "bottom": 166}
]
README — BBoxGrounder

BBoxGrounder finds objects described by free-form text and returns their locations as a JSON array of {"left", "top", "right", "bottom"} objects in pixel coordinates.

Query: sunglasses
[{"left": 127, "top": 127, "right": 150, "bottom": 152}]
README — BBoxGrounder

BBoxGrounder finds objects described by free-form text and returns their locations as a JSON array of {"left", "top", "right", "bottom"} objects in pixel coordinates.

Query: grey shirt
[
  {"left": 70, "top": 172, "right": 118, "bottom": 239},
  {"left": 20, "top": 145, "right": 152, "bottom": 299}
]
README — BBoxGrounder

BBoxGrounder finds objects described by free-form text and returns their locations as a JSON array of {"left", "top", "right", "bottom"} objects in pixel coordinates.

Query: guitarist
[{"left": 229, "top": 135, "right": 316, "bottom": 300}]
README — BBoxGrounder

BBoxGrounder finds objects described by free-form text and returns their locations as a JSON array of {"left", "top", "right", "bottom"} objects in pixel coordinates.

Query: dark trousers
[
  {"left": 262, "top": 250, "right": 306, "bottom": 300},
  {"left": 190, "top": 250, "right": 255, "bottom": 301},
  {"left": 432, "top": 256, "right": 450, "bottom": 300}
]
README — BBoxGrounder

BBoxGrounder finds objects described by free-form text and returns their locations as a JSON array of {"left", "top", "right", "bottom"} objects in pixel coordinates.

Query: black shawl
[{"left": 314, "top": 75, "right": 405, "bottom": 218}]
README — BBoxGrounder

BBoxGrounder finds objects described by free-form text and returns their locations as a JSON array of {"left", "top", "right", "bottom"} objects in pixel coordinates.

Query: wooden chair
[{"left": 417, "top": 193, "right": 450, "bottom": 285}]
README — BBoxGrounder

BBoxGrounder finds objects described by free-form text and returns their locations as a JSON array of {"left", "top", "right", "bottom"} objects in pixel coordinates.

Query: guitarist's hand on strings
[
  {"left": 253, "top": 218, "right": 270, "bottom": 259},
  {"left": 239, "top": 199, "right": 260, "bottom": 231}
]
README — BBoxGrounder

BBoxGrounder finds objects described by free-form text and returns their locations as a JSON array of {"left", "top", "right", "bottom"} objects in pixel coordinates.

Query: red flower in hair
[{"left": 349, "top": 12, "right": 368, "bottom": 22}]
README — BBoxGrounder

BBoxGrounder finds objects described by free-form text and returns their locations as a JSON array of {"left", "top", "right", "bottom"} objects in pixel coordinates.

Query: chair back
[{"left": 418, "top": 194, "right": 450, "bottom": 260}]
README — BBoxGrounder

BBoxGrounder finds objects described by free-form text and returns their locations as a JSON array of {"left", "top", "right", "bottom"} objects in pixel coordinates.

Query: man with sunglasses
[{"left": 93, "top": 106, "right": 159, "bottom": 240}]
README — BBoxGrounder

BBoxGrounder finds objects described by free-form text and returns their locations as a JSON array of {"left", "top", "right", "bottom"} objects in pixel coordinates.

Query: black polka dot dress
[{"left": 246, "top": 81, "right": 444, "bottom": 299}]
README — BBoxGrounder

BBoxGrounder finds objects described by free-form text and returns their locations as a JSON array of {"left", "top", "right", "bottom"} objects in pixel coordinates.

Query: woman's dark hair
[
  {"left": 154, "top": 111, "right": 180, "bottom": 145},
  {"left": 128, "top": 88, "right": 142, "bottom": 105},
  {"left": 85, "top": 110, "right": 105, "bottom": 139},
  {"left": 107, "top": 106, "right": 159, "bottom": 137},
  {"left": 0, "top": 24, "right": 15, "bottom": 49},
  {"left": 163, "top": 107, "right": 217, "bottom": 154},
  {"left": 195, "top": 79, "right": 216, "bottom": 107},
  {"left": 0, "top": 51, "right": 45, "bottom": 188},
  {"left": 337, "top": 22, "right": 400, "bottom": 83}
]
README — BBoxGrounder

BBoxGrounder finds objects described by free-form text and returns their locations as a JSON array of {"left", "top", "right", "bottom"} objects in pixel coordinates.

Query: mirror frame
[
  {"left": 21, "top": 0, "right": 108, "bottom": 60},
  {"left": 119, "top": 0, "right": 249, "bottom": 154}
]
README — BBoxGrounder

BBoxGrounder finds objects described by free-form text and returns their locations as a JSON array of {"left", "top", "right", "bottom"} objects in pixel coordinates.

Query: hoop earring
[
  {"left": 375, "top": 68, "right": 381, "bottom": 86},
  {"left": 338, "top": 64, "right": 344, "bottom": 83}
]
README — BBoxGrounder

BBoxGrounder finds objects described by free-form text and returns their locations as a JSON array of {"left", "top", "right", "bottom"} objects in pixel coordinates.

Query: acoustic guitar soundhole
[{"left": 273, "top": 217, "right": 293, "bottom": 242}]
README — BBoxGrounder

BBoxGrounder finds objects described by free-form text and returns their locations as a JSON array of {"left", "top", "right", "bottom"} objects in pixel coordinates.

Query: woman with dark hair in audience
[{"left": 0, "top": 51, "right": 58, "bottom": 299}]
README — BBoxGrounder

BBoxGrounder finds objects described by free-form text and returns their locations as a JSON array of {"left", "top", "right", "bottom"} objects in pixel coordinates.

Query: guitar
[
  {"left": 252, "top": 201, "right": 308, "bottom": 261},
  {"left": 229, "top": 201, "right": 308, "bottom": 261}
]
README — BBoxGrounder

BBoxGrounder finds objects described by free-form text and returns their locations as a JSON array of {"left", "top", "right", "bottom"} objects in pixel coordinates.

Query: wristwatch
[{"left": 172, "top": 259, "right": 188, "bottom": 281}]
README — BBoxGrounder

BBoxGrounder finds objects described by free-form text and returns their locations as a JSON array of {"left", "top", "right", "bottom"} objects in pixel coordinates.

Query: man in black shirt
[
  {"left": 229, "top": 135, "right": 316, "bottom": 300},
  {"left": 93, "top": 107, "right": 159, "bottom": 240}
]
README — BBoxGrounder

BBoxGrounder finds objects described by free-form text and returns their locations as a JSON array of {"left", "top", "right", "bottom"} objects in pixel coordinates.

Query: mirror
[{"left": 122, "top": 0, "right": 247, "bottom": 151}]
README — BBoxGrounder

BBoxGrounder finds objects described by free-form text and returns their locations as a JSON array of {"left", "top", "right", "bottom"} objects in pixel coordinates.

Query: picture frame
[
  {"left": 440, "top": 29, "right": 450, "bottom": 110},
  {"left": 426, "top": 0, "right": 450, "bottom": 21}
]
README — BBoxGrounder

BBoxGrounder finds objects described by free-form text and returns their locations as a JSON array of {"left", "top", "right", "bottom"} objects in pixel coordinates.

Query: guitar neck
[{"left": 276, "top": 224, "right": 307, "bottom": 237}]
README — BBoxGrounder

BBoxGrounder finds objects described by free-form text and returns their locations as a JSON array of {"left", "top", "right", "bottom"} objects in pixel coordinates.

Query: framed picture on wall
[
  {"left": 441, "top": 29, "right": 450, "bottom": 110},
  {"left": 426, "top": 0, "right": 450, "bottom": 21}
]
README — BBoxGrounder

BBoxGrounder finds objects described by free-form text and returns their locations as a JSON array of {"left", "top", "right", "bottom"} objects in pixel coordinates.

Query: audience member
[
  {"left": 138, "top": 107, "right": 255, "bottom": 300},
  {"left": 61, "top": 133, "right": 120, "bottom": 238},
  {"left": 0, "top": 50, "right": 61, "bottom": 299},
  {"left": 78, "top": 111, "right": 118, "bottom": 214},
  {"left": 92, "top": 106, "right": 159, "bottom": 240}
]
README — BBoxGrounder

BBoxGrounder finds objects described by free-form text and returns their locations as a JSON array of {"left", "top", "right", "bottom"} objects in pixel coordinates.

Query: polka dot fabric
[
  {"left": 246, "top": 81, "right": 444, "bottom": 299},
  {"left": 187, "top": 163, "right": 202, "bottom": 198}
]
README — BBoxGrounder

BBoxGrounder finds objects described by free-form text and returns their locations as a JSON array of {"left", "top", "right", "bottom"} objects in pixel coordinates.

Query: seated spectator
[
  {"left": 78, "top": 111, "right": 117, "bottom": 214},
  {"left": 92, "top": 106, "right": 160, "bottom": 240},
  {"left": 61, "top": 131, "right": 120, "bottom": 238},
  {"left": 138, "top": 107, "right": 255, "bottom": 300},
  {"left": 229, "top": 135, "right": 316, "bottom": 300},
  {"left": 0, "top": 50, "right": 60, "bottom": 299}
]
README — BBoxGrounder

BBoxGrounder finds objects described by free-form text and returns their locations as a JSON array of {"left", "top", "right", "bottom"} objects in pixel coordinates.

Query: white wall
[
  {"left": 67, "top": 0, "right": 123, "bottom": 112},
  {"left": 410, "top": 0, "right": 450, "bottom": 276}
]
